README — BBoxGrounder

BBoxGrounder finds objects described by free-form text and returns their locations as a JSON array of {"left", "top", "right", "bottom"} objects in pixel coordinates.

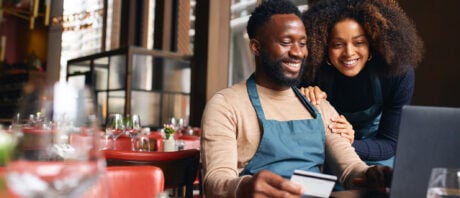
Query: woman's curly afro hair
[{"left": 302, "top": 0, "right": 424, "bottom": 81}]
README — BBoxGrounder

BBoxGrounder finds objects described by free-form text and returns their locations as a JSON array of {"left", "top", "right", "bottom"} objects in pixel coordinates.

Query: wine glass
[
  {"left": 5, "top": 81, "right": 106, "bottom": 198},
  {"left": 427, "top": 167, "right": 460, "bottom": 198},
  {"left": 125, "top": 114, "right": 141, "bottom": 151},
  {"left": 105, "top": 113, "right": 125, "bottom": 150}
]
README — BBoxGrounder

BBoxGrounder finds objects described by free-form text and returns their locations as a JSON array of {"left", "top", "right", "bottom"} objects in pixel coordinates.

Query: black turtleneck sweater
[{"left": 307, "top": 66, "right": 415, "bottom": 161}]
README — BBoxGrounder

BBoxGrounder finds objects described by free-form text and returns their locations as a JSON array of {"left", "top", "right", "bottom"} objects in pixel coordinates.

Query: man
[{"left": 201, "top": 0, "right": 391, "bottom": 197}]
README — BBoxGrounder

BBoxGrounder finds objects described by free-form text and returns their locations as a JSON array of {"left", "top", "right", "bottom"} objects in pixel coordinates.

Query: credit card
[{"left": 290, "top": 169, "right": 337, "bottom": 198}]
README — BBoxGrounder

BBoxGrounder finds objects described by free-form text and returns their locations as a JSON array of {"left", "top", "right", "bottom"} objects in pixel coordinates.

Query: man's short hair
[{"left": 246, "top": 0, "right": 301, "bottom": 39}]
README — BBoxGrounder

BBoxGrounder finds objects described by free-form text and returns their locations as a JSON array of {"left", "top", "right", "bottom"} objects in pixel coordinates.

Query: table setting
[
  {"left": 0, "top": 82, "right": 201, "bottom": 197},
  {"left": 101, "top": 115, "right": 200, "bottom": 153},
  {"left": 3, "top": 82, "right": 106, "bottom": 197}
]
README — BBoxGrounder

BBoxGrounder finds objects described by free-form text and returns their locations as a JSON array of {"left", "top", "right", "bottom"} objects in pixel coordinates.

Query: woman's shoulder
[
  {"left": 378, "top": 67, "right": 415, "bottom": 86},
  {"left": 379, "top": 67, "right": 415, "bottom": 102}
]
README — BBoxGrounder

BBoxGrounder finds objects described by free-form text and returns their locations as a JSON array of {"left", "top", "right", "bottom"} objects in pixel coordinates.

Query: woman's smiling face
[{"left": 328, "top": 18, "right": 370, "bottom": 77}]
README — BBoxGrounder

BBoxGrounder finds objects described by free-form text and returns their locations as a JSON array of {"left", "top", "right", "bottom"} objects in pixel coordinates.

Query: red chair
[
  {"left": 103, "top": 149, "right": 200, "bottom": 198},
  {"left": 105, "top": 166, "right": 165, "bottom": 198},
  {"left": 0, "top": 166, "right": 16, "bottom": 198},
  {"left": 1, "top": 163, "right": 165, "bottom": 197},
  {"left": 112, "top": 136, "right": 133, "bottom": 151},
  {"left": 82, "top": 165, "right": 164, "bottom": 197}
]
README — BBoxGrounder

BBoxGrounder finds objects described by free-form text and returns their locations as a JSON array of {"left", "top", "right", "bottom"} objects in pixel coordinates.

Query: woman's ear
[{"left": 250, "top": 39, "right": 261, "bottom": 56}]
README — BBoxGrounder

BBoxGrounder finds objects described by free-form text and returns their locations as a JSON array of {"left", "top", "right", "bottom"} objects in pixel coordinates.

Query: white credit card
[{"left": 290, "top": 169, "right": 337, "bottom": 198}]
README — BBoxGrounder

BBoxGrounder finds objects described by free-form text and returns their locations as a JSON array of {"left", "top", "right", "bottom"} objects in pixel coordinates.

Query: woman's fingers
[
  {"left": 312, "top": 86, "right": 327, "bottom": 105},
  {"left": 299, "top": 86, "right": 327, "bottom": 105},
  {"left": 341, "top": 132, "right": 354, "bottom": 144},
  {"left": 299, "top": 87, "right": 311, "bottom": 102},
  {"left": 329, "top": 115, "right": 354, "bottom": 144}
]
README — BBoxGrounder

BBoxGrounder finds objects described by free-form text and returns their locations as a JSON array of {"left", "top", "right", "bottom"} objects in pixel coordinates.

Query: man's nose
[{"left": 289, "top": 44, "right": 305, "bottom": 58}]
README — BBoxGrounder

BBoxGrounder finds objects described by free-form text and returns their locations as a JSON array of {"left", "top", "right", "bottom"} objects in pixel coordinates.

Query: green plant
[
  {"left": 163, "top": 124, "right": 176, "bottom": 140},
  {"left": 0, "top": 130, "right": 15, "bottom": 166}
]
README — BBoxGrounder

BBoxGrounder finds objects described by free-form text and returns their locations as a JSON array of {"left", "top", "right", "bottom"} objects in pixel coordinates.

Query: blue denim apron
[
  {"left": 340, "top": 76, "right": 394, "bottom": 167},
  {"left": 240, "top": 75, "right": 325, "bottom": 179}
]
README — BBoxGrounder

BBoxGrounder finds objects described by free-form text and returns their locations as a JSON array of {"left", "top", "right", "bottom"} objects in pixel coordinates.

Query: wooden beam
[
  {"left": 206, "top": 0, "right": 230, "bottom": 100},
  {"left": 190, "top": 0, "right": 230, "bottom": 127}
]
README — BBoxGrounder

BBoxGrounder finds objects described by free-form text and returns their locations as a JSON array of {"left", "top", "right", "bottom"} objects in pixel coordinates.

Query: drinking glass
[
  {"left": 135, "top": 128, "right": 151, "bottom": 152},
  {"left": 99, "top": 132, "right": 113, "bottom": 150},
  {"left": 175, "top": 140, "right": 185, "bottom": 151},
  {"left": 6, "top": 82, "right": 106, "bottom": 198},
  {"left": 427, "top": 167, "right": 460, "bottom": 198},
  {"left": 106, "top": 113, "right": 125, "bottom": 150},
  {"left": 125, "top": 114, "right": 141, "bottom": 151}
]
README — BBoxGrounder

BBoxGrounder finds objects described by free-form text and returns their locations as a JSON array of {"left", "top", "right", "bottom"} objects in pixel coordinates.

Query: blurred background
[{"left": 0, "top": 0, "right": 458, "bottom": 129}]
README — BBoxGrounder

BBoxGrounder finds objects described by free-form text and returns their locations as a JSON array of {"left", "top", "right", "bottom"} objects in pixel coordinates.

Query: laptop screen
[{"left": 389, "top": 105, "right": 460, "bottom": 198}]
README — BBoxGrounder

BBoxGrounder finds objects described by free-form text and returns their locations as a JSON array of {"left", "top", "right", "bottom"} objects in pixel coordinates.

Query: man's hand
[
  {"left": 299, "top": 86, "right": 327, "bottom": 105},
  {"left": 353, "top": 166, "right": 393, "bottom": 193},
  {"left": 237, "top": 170, "right": 304, "bottom": 198}
]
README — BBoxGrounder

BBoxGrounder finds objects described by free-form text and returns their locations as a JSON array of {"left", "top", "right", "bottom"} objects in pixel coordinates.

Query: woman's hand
[
  {"left": 299, "top": 86, "right": 327, "bottom": 105},
  {"left": 329, "top": 115, "right": 355, "bottom": 144}
]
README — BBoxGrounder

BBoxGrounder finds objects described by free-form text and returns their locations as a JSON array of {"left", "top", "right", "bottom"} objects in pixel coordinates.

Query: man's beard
[{"left": 260, "top": 49, "right": 306, "bottom": 87}]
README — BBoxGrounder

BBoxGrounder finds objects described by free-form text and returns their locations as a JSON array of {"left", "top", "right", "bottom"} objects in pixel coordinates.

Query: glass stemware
[
  {"left": 125, "top": 114, "right": 141, "bottom": 151},
  {"left": 105, "top": 113, "right": 125, "bottom": 150},
  {"left": 427, "top": 167, "right": 460, "bottom": 198},
  {"left": 6, "top": 81, "right": 106, "bottom": 198}
]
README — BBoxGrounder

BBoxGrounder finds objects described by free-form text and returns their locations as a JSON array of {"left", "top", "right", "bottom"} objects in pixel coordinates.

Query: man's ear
[{"left": 249, "top": 39, "right": 261, "bottom": 56}]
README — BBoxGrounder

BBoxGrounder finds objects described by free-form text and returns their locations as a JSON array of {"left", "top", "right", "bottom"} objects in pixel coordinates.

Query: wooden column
[
  {"left": 119, "top": 0, "right": 138, "bottom": 47},
  {"left": 190, "top": 0, "right": 231, "bottom": 127},
  {"left": 109, "top": 0, "right": 122, "bottom": 49},
  {"left": 177, "top": 0, "right": 191, "bottom": 54},
  {"left": 153, "top": 0, "right": 174, "bottom": 51},
  {"left": 46, "top": 0, "right": 63, "bottom": 84},
  {"left": 140, "top": 0, "right": 152, "bottom": 48}
]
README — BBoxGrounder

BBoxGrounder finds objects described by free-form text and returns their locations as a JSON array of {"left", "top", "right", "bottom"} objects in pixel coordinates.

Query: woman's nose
[{"left": 343, "top": 44, "right": 355, "bottom": 56}]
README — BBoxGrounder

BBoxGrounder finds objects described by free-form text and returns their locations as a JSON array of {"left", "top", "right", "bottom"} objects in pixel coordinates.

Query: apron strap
[
  {"left": 292, "top": 87, "right": 317, "bottom": 119},
  {"left": 247, "top": 74, "right": 266, "bottom": 120},
  {"left": 247, "top": 74, "right": 318, "bottom": 119}
]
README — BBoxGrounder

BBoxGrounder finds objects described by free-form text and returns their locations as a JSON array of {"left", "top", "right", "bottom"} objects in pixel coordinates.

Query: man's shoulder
[
  {"left": 203, "top": 81, "right": 252, "bottom": 117},
  {"left": 315, "top": 99, "right": 338, "bottom": 119},
  {"left": 204, "top": 81, "right": 249, "bottom": 110},
  {"left": 316, "top": 99, "right": 334, "bottom": 109},
  {"left": 212, "top": 81, "right": 248, "bottom": 100}
]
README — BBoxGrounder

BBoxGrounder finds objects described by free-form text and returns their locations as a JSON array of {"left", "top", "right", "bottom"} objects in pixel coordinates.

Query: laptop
[{"left": 389, "top": 105, "right": 460, "bottom": 198}]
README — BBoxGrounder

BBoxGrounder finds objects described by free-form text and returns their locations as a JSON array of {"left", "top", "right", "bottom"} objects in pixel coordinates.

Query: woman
[{"left": 301, "top": 0, "right": 424, "bottom": 167}]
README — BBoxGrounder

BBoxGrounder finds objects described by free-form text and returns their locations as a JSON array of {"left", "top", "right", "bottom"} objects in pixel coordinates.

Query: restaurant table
[{"left": 97, "top": 132, "right": 201, "bottom": 152}]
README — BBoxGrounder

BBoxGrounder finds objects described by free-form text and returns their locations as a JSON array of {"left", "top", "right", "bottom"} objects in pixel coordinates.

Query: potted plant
[{"left": 163, "top": 124, "right": 176, "bottom": 151}]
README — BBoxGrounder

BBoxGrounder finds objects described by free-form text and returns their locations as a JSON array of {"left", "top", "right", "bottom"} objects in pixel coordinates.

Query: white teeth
[
  {"left": 286, "top": 62, "right": 300, "bottom": 68},
  {"left": 342, "top": 59, "right": 358, "bottom": 65}
]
